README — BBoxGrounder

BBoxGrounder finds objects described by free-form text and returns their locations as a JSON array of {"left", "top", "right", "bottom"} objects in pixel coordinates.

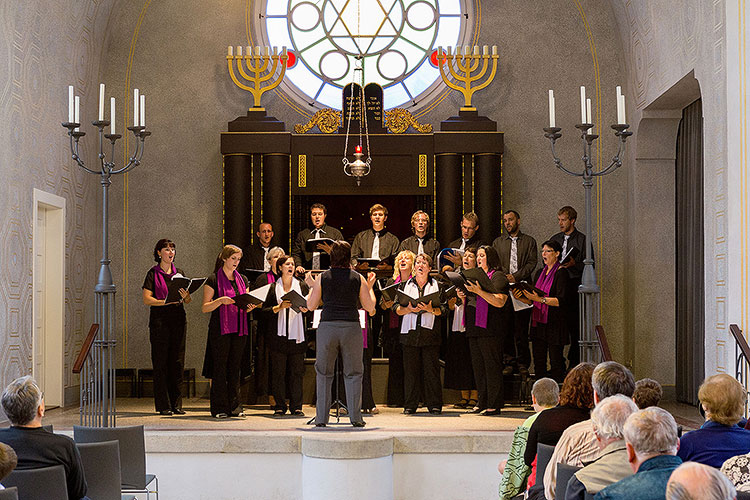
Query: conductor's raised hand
[
  {"left": 318, "top": 242, "right": 333, "bottom": 254},
  {"left": 366, "top": 271, "right": 377, "bottom": 288},
  {"left": 304, "top": 271, "right": 316, "bottom": 288}
]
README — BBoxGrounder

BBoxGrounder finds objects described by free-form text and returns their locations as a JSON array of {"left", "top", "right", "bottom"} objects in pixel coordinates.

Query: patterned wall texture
[{"left": 0, "top": 0, "right": 116, "bottom": 404}]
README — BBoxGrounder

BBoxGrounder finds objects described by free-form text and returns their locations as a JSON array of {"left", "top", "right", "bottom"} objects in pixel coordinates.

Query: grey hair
[
  {"left": 592, "top": 361, "right": 635, "bottom": 399},
  {"left": 531, "top": 378, "right": 560, "bottom": 408},
  {"left": 1, "top": 376, "right": 42, "bottom": 426},
  {"left": 591, "top": 394, "right": 638, "bottom": 441},
  {"left": 266, "top": 246, "right": 284, "bottom": 262},
  {"left": 623, "top": 406, "right": 679, "bottom": 456},
  {"left": 666, "top": 462, "right": 736, "bottom": 500}
]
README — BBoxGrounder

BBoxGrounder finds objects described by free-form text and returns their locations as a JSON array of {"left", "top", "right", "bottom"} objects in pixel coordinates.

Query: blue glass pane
[
  {"left": 403, "top": 59, "right": 438, "bottom": 96},
  {"left": 266, "top": 18, "right": 293, "bottom": 50},
  {"left": 434, "top": 16, "right": 460, "bottom": 48},
  {"left": 384, "top": 83, "right": 410, "bottom": 109},
  {"left": 266, "top": 0, "right": 290, "bottom": 16},
  {"left": 287, "top": 63, "right": 325, "bottom": 97},
  {"left": 436, "top": 0, "right": 461, "bottom": 15},
  {"left": 291, "top": 27, "right": 328, "bottom": 52},
  {"left": 317, "top": 83, "right": 343, "bottom": 109},
  {"left": 389, "top": 38, "right": 429, "bottom": 70}
]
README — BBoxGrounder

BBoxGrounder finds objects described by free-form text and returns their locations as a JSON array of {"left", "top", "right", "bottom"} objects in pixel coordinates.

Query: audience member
[
  {"left": 498, "top": 378, "right": 559, "bottom": 499},
  {"left": 0, "top": 443, "right": 17, "bottom": 489},
  {"left": 565, "top": 395, "right": 638, "bottom": 500},
  {"left": 0, "top": 376, "right": 88, "bottom": 500},
  {"left": 633, "top": 378, "right": 663, "bottom": 409},
  {"left": 544, "top": 361, "right": 636, "bottom": 499},
  {"left": 595, "top": 407, "right": 682, "bottom": 500},
  {"left": 721, "top": 452, "right": 750, "bottom": 493},
  {"left": 678, "top": 374, "right": 750, "bottom": 468},
  {"left": 666, "top": 462, "right": 737, "bottom": 500}
]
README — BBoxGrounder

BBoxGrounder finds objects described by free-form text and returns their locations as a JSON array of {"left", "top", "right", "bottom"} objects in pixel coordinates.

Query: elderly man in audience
[
  {"left": 678, "top": 374, "right": 750, "bottom": 468},
  {"left": 0, "top": 376, "right": 88, "bottom": 500},
  {"left": 498, "top": 377, "right": 559, "bottom": 500},
  {"left": 544, "top": 361, "right": 636, "bottom": 499},
  {"left": 595, "top": 407, "right": 682, "bottom": 500},
  {"left": 0, "top": 443, "right": 17, "bottom": 490},
  {"left": 565, "top": 395, "right": 638, "bottom": 500},
  {"left": 666, "top": 462, "right": 737, "bottom": 500},
  {"left": 632, "top": 378, "right": 663, "bottom": 409}
]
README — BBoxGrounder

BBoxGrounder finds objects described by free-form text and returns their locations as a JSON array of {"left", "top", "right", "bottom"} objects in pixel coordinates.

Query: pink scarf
[
  {"left": 217, "top": 269, "right": 248, "bottom": 336},
  {"left": 362, "top": 311, "right": 369, "bottom": 349},
  {"left": 532, "top": 262, "right": 560, "bottom": 326},
  {"left": 152, "top": 264, "right": 175, "bottom": 300},
  {"left": 474, "top": 269, "right": 495, "bottom": 329}
]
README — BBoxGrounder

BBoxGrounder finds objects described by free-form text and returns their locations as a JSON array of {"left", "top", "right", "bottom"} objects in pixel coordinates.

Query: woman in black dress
[
  {"left": 395, "top": 253, "right": 446, "bottom": 415},
  {"left": 201, "top": 244, "right": 259, "bottom": 418},
  {"left": 141, "top": 238, "right": 191, "bottom": 415},
  {"left": 444, "top": 246, "right": 479, "bottom": 409},
  {"left": 263, "top": 255, "right": 309, "bottom": 416},
  {"left": 514, "top": 240, "right": 569, "bottom": 383},
  {"left": 379, "top": 249, "right": 415, "bottom": 407},
  {"left": 463, "top": 245, "right": 509, "bottom": 416}
]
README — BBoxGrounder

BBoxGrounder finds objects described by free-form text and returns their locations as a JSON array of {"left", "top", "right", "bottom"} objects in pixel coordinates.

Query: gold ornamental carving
[
  {"left": 384, "top": 108, "right": 433, "bottom": 134},
  {"left": 418, "top": 154, "right": 428, "bottom": 187},
  {"left": 298, "top": 155, "right": 307, "bottom": 187},
  {"left": 294, "top": 109, "right": 342, "bottom": 134}
]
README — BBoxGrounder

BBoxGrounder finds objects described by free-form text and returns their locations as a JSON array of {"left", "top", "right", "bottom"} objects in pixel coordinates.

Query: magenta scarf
[
  {"left": 532, "top": 262, "right": 560, "bottom": 326},
  {"left": 266, "top": 272, "right": 276, "bottom": 284},
  {"left": 362, "top": 311, "right": 369, "bottom": 349},
  {"left": 152, "top": 264, "right": 175, "bottom": 300},
  {"left": 217, "top": 269, "right": 248, "bottom": 336},
  {"left": 388, "top": 275, "right": 405, "bottom": 329},
  {"left": 474, "top": 269, "right": 495, "bottom": 329}
]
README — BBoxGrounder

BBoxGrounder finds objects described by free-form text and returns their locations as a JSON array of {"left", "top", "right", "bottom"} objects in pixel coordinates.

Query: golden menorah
[
  {"left": 437, "top": 45, "right": 499, "bottom": 111},
  {"left": 226, "top": 45, "right": 288, "bottom": 111}
]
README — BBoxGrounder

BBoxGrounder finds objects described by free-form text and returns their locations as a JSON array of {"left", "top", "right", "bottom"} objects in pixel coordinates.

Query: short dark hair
[
  {"left": 593, "top": 361, "right": 636, "bottom": 399},
  {"left": 0, "top": 443, "right": 17, "bottom": 481},
  {"left": 415, "top": 252, "right": 433, "bottom": 269},
  {"left": 541, "top": 239, "right": 563, "bottom": 254},
  {"left": 503, "top": 210, "right": 520, "bottom": 219},
  {"left": 558, "top": 206, "right": 578, "bottom": 221},
  {"left": 276, "top": 255, "right": 293, "bottom": 270},
  {"left": 633, "top": 378, "right": 663, "bottom": 409},
  {"left": 477, "top": 245, "right": 500, "bottom": 271},
  {"left": 311, "top": 203, "right": 327, "bottom": 214},
  {"left": 329, "top": 241, "right": 352, "bottom": 268},
  {"left": 153, "top": 239, "right": 175, "bottom": 263}
]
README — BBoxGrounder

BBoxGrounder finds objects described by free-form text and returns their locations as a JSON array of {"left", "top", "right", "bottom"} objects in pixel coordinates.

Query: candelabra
[
  {"left": 62, "top": 103, "right": 149, "bottom": 427},
  {"left": 226, "top": 45, "right": 288, "bottom": 110},
  {"left": 437, "top": 45, "right": 499, "bottom": 111},
  {"left": 543, "top": 97, "right": 631, "bottom": 363}
]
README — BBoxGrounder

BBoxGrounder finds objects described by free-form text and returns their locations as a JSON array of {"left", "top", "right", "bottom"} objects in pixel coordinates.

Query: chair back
[
  {"left": 4, "top": 466, "right": 68, "bottom": 500},
  {"left": 534, "top": 443, "right": 555, "bottom": 487},
  {"left": 737, "top": 492, "right": 750, "bottom": 500},
  {"left": 76, "top": 440, "right": 122, "bottom": 500},
  {"left": 74, "top": 425, "right": 147, "bottom": 489},
  {"left": 555, "top": 462, "right": 582, "bottom": 500},
  {"left": 0, "top": 487, "right": 18, "bottom": 500}
]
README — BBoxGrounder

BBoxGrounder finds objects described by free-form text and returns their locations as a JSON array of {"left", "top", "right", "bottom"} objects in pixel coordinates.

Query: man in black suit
[
  {"left": 246, "top": 222, "right": 276, "bottom": 271},
  {"left": 351, "top": 203, "right": 399, "bottom": 264},
  {"left": 292, "top": 203, "right": 344, "bottom": 274},
  {"left": 445, "top": 211, "right": 485, "bottom": 270},
  {"left": 549, "top": 206, "right": 591, "bottom": 369},
  {"left": 492, "top": 210, "right": 538, "bottom": 376},
  {"left": 398, "top": 210, "right": 440, "bottom": 261}
]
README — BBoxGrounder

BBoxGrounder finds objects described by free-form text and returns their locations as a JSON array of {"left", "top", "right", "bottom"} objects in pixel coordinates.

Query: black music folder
[
  {"left": 395, "top": 289, "right": 442, "bottom": 308},
  {"left": 232, "top": 283, "right": 272, "bottom": 310},
  {"left": 508, "top": 281, "right": 548, "bottom": 297},
  {"left": 378, "top": 281, "right": 401, "bottom": 303},
  {"left": 281, "top": 290, "right": 309, "bottom": 313},
  {"left": 304, "top": 238, "right": 336, "bottom": 252},
  {"left": 165, "top": 275, "right": 206, "bottom": 303}
]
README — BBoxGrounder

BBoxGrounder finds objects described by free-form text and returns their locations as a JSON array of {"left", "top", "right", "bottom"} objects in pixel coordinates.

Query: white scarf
[
  {"left": 400, "top": 277, "right": 439, "bottom": 333},
  {"left": 451, "top": 303, "right": 465, "bottom": 332},
  {"left": 274, "top": 278, "right": 305, "bottom": 344}
]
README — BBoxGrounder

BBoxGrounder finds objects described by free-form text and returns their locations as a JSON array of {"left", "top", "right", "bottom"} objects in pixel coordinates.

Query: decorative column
[
  {"left": 223, "top": 154, "right": 253, "bottom": 251},
  {"left": 262, "top": 153, "right": 291, "bottom": 251},
  {"left": 435, "top": 153, "right": 463, "bottom": 245},
  {"left": 474, "top": 153, "right": 502, "bottom": 244}
]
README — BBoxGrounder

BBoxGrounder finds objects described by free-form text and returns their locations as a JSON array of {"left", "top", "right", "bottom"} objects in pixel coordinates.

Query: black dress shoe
[
  {"left": 352, "top": 420, "right": 366, "bottom": 428},
  {"left": 171, "top": 408, "right": 186, "bottom": 415},
  {"left": 466, "top": 407, "right": 483, "bottom": 414},
  {"left": 273, "top": 409, "right": 285, "bottom": 416},
  {"left": 292, "top": 409, "right": 305, "bottom": 416},
  {"left": 158, "top": 410, "right": 172, "bottom": 416},
  {"left": 429, "top": 408, "right": 442, "bottom": 415},
  {"left": 481, "top": 408, "right": 502, "bottom": 416},
  {"left": 403, "top": 408, "right": 415, "bottom": 415},
  {"left": 315, "top": 422, "right": 326, "bottom": 427}
]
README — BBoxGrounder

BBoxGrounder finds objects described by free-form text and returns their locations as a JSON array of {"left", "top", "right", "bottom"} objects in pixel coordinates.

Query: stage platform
[{"left": 41, "top": 398, "right": 701, "bottom": 500}]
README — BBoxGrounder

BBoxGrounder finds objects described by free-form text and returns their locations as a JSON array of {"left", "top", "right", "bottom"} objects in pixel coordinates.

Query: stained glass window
[{"left": 258, "top": 0, "right": 472, "bottom": 111}]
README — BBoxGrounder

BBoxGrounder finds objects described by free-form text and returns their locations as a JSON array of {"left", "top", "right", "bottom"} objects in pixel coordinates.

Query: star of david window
[{"left": 257, "top": 0, "right": 474, "bottom": 112}]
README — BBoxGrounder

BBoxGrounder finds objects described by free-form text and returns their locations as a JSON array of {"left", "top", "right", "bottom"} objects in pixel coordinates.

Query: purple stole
[
  {"left": 532, "top": 262, "right": 560, "bottom": 326},
  {"left": 474, "top": 269, "right": 495, "bottom": 329},
  {"left": 217, "top": 269, "right": 248, "bottom": 336},
  {"left": 152, "top": 264, "right": 175, "bottom": 300}
]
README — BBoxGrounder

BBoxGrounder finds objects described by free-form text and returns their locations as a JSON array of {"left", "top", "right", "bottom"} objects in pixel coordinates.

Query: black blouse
[
  {"left": 464, "top": 269, "right": 509, "bottom": 338},
  {"left": 262, "top": 279, "right": 310, "bottom": 353},
  {"left": 523, "top": 404, "right": 591, "bottom": 466},
  {"left": 205, "top": 272, "right": 250, "bottom": 336},
  {"left": 528, "top": 266, "right": 570, "bottom": 345},
  {"left": 393, "top": 277, "right": 447, "bottom": 347},
  {"left": 142, "top": 267, "right": 185, "bottom": 321}
]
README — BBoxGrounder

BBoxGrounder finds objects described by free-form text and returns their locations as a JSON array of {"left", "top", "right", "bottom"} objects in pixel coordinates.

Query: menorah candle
[
  {"left": 139, "top": 94, "right": 145, "bottom": 128},
  {"left": 98, "top": 83, "right": 105, "bottom": 121},
  {"left": 464, "top": 45, "right": 469, "bottom": 56},
  {"left": 446, "top": 46, "right": 452, "bottom": 56},
  {"left": 110, "top": 97, "right": 115, "bottom": 134},
  {"left": 282, "top": 47, "right": 287, "bottom": 57},
  {"left": 492, "top": 45, "right": 497, "bottom": 55},
  {"left": 255, "top": 46, "right": 261, "bottom": 56},
  {"left": 68, "top": 86, "right": 74, "bottom": 122},
  {"left": 548, "top": 89, "right": 555, "bottom": 128},
  {"left": 580, "top": 86, "right": 586, "bottom": 123},
  {"left": 133, "top": 88, "right": 139, "bottom": 127},
  {"left": 273, "top": 46, "right": 278, "bottom": 56},
  {"left": 437, "top": 47, "right": 443, "bottom": 56},
  {"left": 264, "top": 46, "right": 270, "bottom": 56},
  {"left": 74, "top": 96, "right": 80, "bottom": 131},
  {"left": 620, "top": 93, "right": 626, "bottom": 124},
  {"left": 473, "top": 45, "right": 479, "bottom": 55},
  {"left": 483, "top": 45, "right": 489, "bottom": 55},
  {"left": 237, "top": 46, "right": 242, "bottom": 57},
  {"left": 586, "top": 98, "right": 592, "bottom": 124},
  {"left": 227, "top": 46, "right": 233, "bottom": 57}
]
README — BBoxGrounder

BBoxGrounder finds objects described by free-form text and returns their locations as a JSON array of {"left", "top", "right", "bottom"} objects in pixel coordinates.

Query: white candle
[
  {"left": 246, "top": 46, "right": 251, "bottom": 58},
  {"left": 68, "top": 86, "right": 74, "bottom": 122},
  {"left": 282, "top": 46, "right": 287, "bottom": 58},
  {"left": 473, "top": 45, "right": 479, "bottom": 55},
  {"left": 133, "top": 88, "right": 139, "bottom": 127},
  {"left": 483, "top": 45, "right": 489, "bottom": 55},
  {"left": 492, "top": 45, "right": 497, "bottom": 55},
  {"left": 586, "top": 98, "right": 592, "bottom": 124},
  {"left": 237, "top": 46, "right": 242, "bottom": 57},
  {"left": 98, "top": 83, "right": 105, "bottom": 121},
  {"left": 264, "top": 46, "right": 270, "bottom": 57},
  {"left": 620, "top": 93, "right": 626, "bottom": 124},
  {"left": 548, "top": 90, "right": 555, "bottom": 128},
  {"left": 463, "top": 45, "right": 470, "bottom": 56},
  {"left": 580, "top": 86, "right": 586, "bottom": 123},
  {"left": 446, "top": 46, "right": 452, "bottom": 56},
  {"left": 272, "top": 46, "right": 278, "bottom": 56},
  {"left": 139, "top": 94, "right": 145, "bottom": 128},
  {"left": 615, "top": 86, "right": 622, "bottom": 124},
  {"left": 110, "top": 97, "right": 116, "bottom": 135},
  {"left": 74, "top": 96, "right": 80, "bottom": 131},
  {"left": 227, "top": 45, "right": 233, "bottom": 57},
  {"left": 437, "top": 47, "right": 443, "bottom": 57},
  {"left": 255, "top": 46, "right": 261, "bottom": 56}
]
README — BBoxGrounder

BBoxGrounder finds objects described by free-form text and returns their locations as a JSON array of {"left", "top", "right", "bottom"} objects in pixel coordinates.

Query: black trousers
[
  {"left": 149, "top": 312, "right": 186, "bottom": 412},
  {"left": 402, "top": 344, "right": 442, "bottom": 411},
  {"left": 209, "top": 331, "right": 247, "bottom": 416},
  {"left": 503, "top": 308, "right": 532, "bottom": 368},
  {"left": 468, "top": 336, "right": 504, "bottom": 410},
  {"left": 386, "top": 342, "right": 405, "bottom": 406},
  {"left": 532, "top": 336, "right": 566, "bottom": 383},
  {"left": 269, "top": 348, "right": 305, "bottom": 412}
]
